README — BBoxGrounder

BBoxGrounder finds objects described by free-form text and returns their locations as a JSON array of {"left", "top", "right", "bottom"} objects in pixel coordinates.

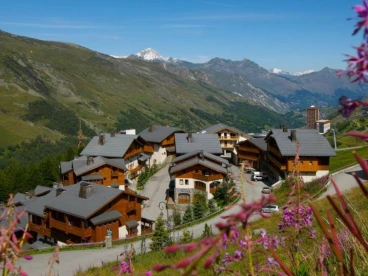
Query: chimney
[
  {"left": 283, "top": 126, "right": 288, "bottom": 132},
  {"left": 187, "top": 132, "right": 193, "bottom": 143},
  {"left": 290, "top": 130, "right": 297, "bottom": 142},
  {"left": 87, "top": 156, "right": 94, "bottom": 165},
  {"left": 56, "top": 188, "right": 66, "bottom": 197},
  {"left": 199, "top": 150, "right": 204, "bottom": 160},
  {"left": 79, "top": 182, "right": 94, "bottom": 199},
  {"left": 149, "top": 124, "right": 155, "bottom": 132},
  {"left": 98, "top": 134, "right": 105, "bottom": 145}
]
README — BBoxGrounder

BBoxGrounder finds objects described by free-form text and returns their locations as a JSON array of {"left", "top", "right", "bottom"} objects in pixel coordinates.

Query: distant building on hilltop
[
  {"left": 306, "top": 105, "right": 319, "bottom": 129},
  {"left": 316, "top": 120, "right": 331, "bottom": 134}
]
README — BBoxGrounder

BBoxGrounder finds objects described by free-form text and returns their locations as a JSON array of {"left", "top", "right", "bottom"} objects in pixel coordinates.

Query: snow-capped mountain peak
[
  {"left": 270, "top": 68, "right": 314, "bottom": 76},
  {"left": 136, "top": 48, "right": 168, "bottom": 61}
]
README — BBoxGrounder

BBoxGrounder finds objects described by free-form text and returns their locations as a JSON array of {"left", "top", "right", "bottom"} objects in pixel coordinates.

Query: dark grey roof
[
  {"left": 166, "top": 146, "right": 175, "bottom": 153},
  {"left": 126, "top": 220, "right": 139, "bottom": 228},
  {"left": 0, "top": 206, "right": 28, "bottom": 230},
  {"left": 13, "top": 193, "right": 26, "bottom": 205},
  {"left": 268, "top": 128, "right": 336, "bottom": 157},
  {"left": 45, "top": 182, "right": 123, "bottom": 219},
  {"left": 80, "top": 133, "right": 139, "bottom": 158},
  {"left": 247, "top": 138, "right": 267, "bottom": 152},
  {"left": 90, "top": 210, "right": 122, "bottom": 226},
  {"left": 175, "top": 133, "right": 222, "bottom": 155},
  {"left": 138, "top": 126, "right": 183, "bottom": 143},
  {"left": 81, "top": 174, "right": 103, "bottom": 181},
  {"left": 60, "top": 162, "right": 72, "bottom": 174},
  {"left": 172, "top": 150, "right": 229, "bottom": 165},
  {"left": 74, "top": 156, "right": 126, "bottom": 176},
  {"left": 61, "top": 156, "right": 126, "bottom": 177},
  {"left": 138, "top": 153, "right": 151, "bottom": 162},
  {"left": 170, "top": 157, "right": 228, "bottom": 174},
  {"left": 34, "top": 186, "right": 52, "bottom": 196},
  {"left": 199, "top": 123, "right": 250, "bottom": 137},
  {"left": 26, "top": 189, "right": 58, "bottom": 217}
]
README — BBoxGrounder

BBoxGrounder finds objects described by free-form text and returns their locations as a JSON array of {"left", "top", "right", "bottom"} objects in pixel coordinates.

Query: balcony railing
[
  {"left": 238, "top": 146, "right": 259, "bottom": 154},
  {"left": 49, "top": 218, "right": 92, "bottom": 238},
  {"left": 219, "top": 137, "right": 238, "bottom": 141},
  {"left": 130, "top": 165, "right": 143, "bottom": 174},
  {"left": 111, "top": 171, "right": 119, "bottom": 177},
  {"left": 28, "top": 222, "right": 51, "bottom": 237},
  {"left": 268, "top": 146, "right": 282, "bottom": 158},
  {"left": 190, "top": 173, "right": 223, "bottom": 182},
  {"left": 124, "top": 148, "right": 144, "bottom": 159},
  {"left": 237, "top": 153, "right": 259, "bottom": 161},
  {"left": 268, "top": 155, "right": 286, "bottom": 170},
  {"left": 194, "top": 183, "right": 206, "bottom": 191}
]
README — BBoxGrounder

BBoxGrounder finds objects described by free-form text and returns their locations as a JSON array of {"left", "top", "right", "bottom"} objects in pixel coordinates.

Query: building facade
[{"left": 306, "top": 106, "right": 319, "bottom": 129}]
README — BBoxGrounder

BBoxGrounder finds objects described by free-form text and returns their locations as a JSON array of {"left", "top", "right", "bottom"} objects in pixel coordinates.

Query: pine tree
[
  {"left": 208, "top": 199, "right": 217, "bottom": 213},
  {"left": 172, "top": 208, "right": 182, "bottom": 226},
  {"left": 193, "top": 200, "right": 204, "bottom": 220},
  {"left": 201, "top": 223, "right": 213, "bottom": 238},
  {"left": 182, "top": 205, "right": 193, "bottom": 224},
  {"left": 179, "top": 229, "right": 192, "bottom": 244},
  {"left": 150, "top": 213, "right": 171, "bottom": 251}
]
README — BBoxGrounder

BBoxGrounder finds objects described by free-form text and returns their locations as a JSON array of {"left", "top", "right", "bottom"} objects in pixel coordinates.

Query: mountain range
[{"left": 122, "top": 48, "right": 368, "bottom": 112}]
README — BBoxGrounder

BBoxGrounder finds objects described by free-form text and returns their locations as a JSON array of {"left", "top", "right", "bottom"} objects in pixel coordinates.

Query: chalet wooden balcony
[
  {"left": 125, "top": 148, "right": 144, "bottom": 159},
  {"left": 49, "top": 218, "right": 92, "bottom": 238},
  {"left": 129, "top": 165, "right": 143, "bottom": 174},
  {"left": 143, "top": 145, "right": 154, "bottom": 153},
  {"left": 220, "top": 144, "right": 234, "bottom": 149},
  {"left": 190, "top": 173, "right": 223, "bottom": 182},
  {"left": 237, "top": 153, "right": 258, "bottom": 161},
  {"left": 239, "top": 146, "right": 259, "bottom": 154},
  {"left": 268, "top": 155, "right": 286, "bottom": 170},
  {"left": 126, "top": 202, "right": 136, "bottom": 212},
  {"left": 194, "top": 183, "right": 206, "bottom": 191},
  {"left": 268, "top": 146, "right": 282, "bottom": 158},
  {"left": 28, "top": 222, "right": 51, "bottom": 237},
  {"left": 111, "top": 171, "right": 119, "bottom": 177},
  {"left": 219, "top": 137, "right": 238, "bottom": 141}
]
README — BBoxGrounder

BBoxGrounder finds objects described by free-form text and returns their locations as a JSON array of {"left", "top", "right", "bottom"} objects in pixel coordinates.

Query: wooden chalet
[
  {"left": 236, "top": 138, "right": 268, "bottom": 171},
  {"left": 26, "top": 182, "right": 151, "bottom": 244},
  {"left": 170, "top": 150, "right": 230, "bottom": 204},
  {"left": 60, "top": 156, "right": 127, "bottom": 188},
  {"left": 80, "top": 133, "right": 150, "bottom": 179},
  {"left": 265, "top": 128, "right": 336, "bottom": 181},
  {"left": 138, "top": 125, "right": 184, "bottom": 166},
  {"left": 199, "top": 123, "right": 251, "bottom": 159}
]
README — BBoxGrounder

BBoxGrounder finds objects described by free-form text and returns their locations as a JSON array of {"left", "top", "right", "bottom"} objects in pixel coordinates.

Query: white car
[
  {"left": 261, "top": 187, "right": 272, "bottom": 194},
  {"left": 252, "top": 175, "right": 263, "bottom": 181},
  {"left": 261, "top": 205, "right": 279, "bottom": 213}
]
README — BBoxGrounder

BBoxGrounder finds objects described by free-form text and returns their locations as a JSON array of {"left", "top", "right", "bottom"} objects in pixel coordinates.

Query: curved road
[{"left": 12, "top": 164, "right": 364, "bottom": 275}]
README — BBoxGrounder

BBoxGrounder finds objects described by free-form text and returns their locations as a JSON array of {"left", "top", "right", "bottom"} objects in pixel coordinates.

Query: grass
[
  {"left": 330, "top": 146, "right": 368, "bottom": 172},
  {"left": 76, "top": 182, "right": 368, "bottom": 275}
]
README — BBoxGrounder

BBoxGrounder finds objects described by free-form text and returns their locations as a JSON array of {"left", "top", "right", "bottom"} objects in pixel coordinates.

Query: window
[
  {"left": 180, "top": 179, "right": 183, "bottom": 185},
  {"left": 185, "top": 179, "right": 189, "bottom": 185},
  {"left": 309, "top": 161, "right": 313, "bottom": 165},
  {"left": 195, "top": 169, "right": 198, "bottom": 174}
]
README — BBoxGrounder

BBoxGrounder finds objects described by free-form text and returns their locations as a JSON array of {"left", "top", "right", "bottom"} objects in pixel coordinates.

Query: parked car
[
  {"left": 261, "top": 205, "right": 279, "bottom": 213},
  {"left": 261, "top": 187, "right": 272, "bottom": 194},
  {"left": 251, "top": 175, "right": 263, "bottom": 181},
  {"left": 251, "top": 171, "right": 268, "bottom": 180},
  {"left": 246, "top": 168, "right": 256, "bottom": 174}
]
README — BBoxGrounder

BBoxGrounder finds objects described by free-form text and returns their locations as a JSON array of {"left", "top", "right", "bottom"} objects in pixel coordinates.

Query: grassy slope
[{"left": 0, "top": 30, "right": 289, "bottom": 147}]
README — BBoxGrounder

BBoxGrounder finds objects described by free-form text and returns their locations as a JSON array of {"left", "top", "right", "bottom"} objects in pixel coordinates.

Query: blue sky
[{"left": 0, "top": 0, "right": 362, "bottom": 72}]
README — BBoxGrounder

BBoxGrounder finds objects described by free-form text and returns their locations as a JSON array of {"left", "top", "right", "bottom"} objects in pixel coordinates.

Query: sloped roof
[
  {"left": 172, "top": 150, "right": 229, "bottom": 165},
  {"left": 246, "top": 138, "right": 267, "bottom": 152},
  {"left": 138, "top": 125, "right": 183, "bottom": 143},
  {"left": 45, "top": 182, "right": 123, "bottom": 219},
  {"left": 90, "top": 210, "right": 122, "bottom": 226},
  {"left": 13, "top": 193, "right": 26, "bottom": 205},
  {"left": 81, "top": 174, "right": 103, "bottom": 181},
  {"left": 26, "top": 189, "right": 58, "bottom": 217},
  {"left": 175, "top": 133, "right": 222, "bottom": 155},
  {"left": 199, "top": 123, "right": 251, "bottom": 138},
  {"left": 80, "top": 133, "right": 140, "bottom": 158},
  {"left": 34, "top": 185, "right": 52, "bottom": 196},
  {"left": 169, "top": 157, "right": 229, "bottom": 174},
  {"left": 61, "top": 156, "right": 126, "bottom": 176},
  {"left": 268, "top": 128, "right": 336, "bottom": 157}
]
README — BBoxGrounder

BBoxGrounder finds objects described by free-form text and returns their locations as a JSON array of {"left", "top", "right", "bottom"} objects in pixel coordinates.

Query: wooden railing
[
  {"left": 28, "top": 222, "right": 51, "bottom": 237},
  {"left": 237, "top": 153, "right": 258, "bottom": 161},
  {"left": 129, "top": 165, "right": 143, "bottom": 174},
  {"left": 194, "top": 183, "right": 206, "bottom": 191},
  {"left": 220, "top": 144, "right": 234, "bottom": 149},
  {"left": 239, "top": 146, "right": 259, "bottom": 153},
  {"left": 49, "top": 218, "right": 92, "bottom": 238},
  {"left": 268, "top": 147, "right": 282, "bottom": 158},
  {"left": 124, "top": 148, "right": 144, "bottom": 159},
  {"left": 219, "top": 137, "right": 238, "bottom": 141},
  {"left": 189, "top": 173, "right": 223, "bottom": 182},
  {"left": 111, "top": 171, "right": 119, "bottom": 177},
  {"left": 268, "top": 155, "right": 286, "bottom": 170}
]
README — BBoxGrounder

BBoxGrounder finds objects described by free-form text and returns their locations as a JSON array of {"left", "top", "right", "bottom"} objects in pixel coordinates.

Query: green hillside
[{"left": 0, "top": 30, "right": 289, "bottom": 148}]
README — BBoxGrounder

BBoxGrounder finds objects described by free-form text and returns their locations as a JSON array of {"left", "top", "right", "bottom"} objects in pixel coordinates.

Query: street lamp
[{"left": 331, "top": 128, "right": 337, "bottom": 150}]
